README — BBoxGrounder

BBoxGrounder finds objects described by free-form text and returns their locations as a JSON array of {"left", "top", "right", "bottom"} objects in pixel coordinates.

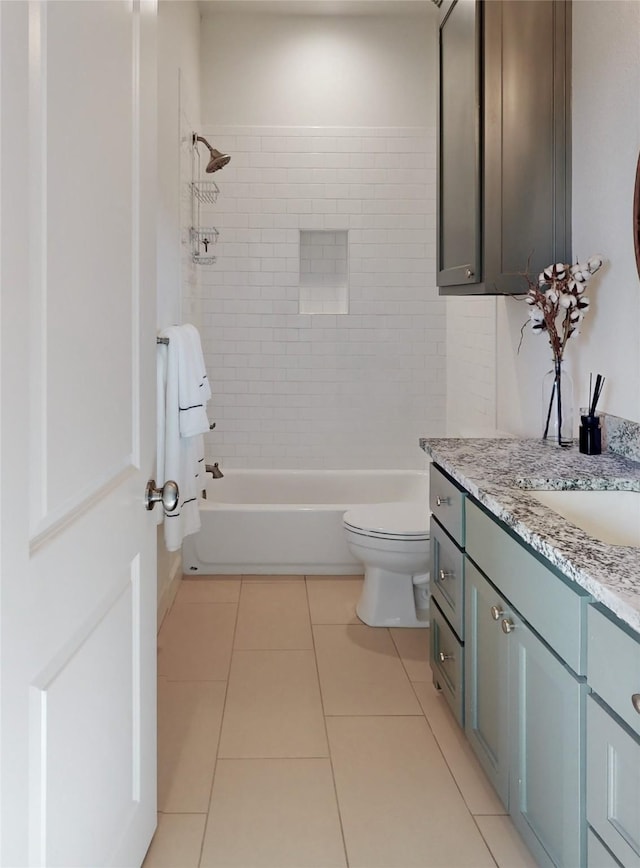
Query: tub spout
[{"left": 205, "top": 462, "right": 224, "bottom": 479}]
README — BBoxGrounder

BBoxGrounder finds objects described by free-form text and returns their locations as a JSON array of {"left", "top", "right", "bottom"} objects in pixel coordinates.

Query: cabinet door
[
  {"left": 437, "top": 0, "right": 481, "bottom": 288},
  {"left": 509, "top": 616, "right": 586, "bottom": 868},
  {"left": 464, "top": 561, "right": 509, "bottom": 807},
  {"left": 587, "top": 696, "right": 640, "bottom": 868},
  {"left": 483, "top": 0, "right": 571, "bottom": 293}
]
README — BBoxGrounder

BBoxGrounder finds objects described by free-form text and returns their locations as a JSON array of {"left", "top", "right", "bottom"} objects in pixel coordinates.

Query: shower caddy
[{"left": 190, "top": 134, "right": 219, "bottom": 265}]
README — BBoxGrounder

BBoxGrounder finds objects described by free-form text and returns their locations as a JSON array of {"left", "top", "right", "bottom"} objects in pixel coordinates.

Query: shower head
[{"left": 193, "top": 134, "right": 231, "bottom": 173}]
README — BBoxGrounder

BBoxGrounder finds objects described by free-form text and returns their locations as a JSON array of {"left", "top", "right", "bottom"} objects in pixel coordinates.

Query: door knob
[{"left": 145, "top": 479, "right": 179, "bottom": 512}]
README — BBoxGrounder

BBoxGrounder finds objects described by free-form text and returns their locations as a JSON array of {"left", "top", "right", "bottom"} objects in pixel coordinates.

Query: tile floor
[{"left": 143, "top": 575, "right": 538, "bottom": 868}]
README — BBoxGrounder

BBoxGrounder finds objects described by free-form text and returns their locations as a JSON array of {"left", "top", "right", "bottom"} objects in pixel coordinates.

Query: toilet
[{"left": 343, "top": 501, "right": 430, "bottom": 628}]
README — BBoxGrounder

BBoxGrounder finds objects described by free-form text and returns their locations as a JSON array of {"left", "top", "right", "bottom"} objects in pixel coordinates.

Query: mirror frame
[{"left": 635, "top": 150, "right": 640, "bottom": 280}]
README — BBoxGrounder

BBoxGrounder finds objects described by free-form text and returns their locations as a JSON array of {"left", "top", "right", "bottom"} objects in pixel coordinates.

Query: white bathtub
[{"left": 182, "top": 469, "right": 429, "bottom": 575}]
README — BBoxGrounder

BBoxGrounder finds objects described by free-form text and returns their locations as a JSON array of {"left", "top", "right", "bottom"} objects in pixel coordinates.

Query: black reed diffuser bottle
[{"left": 579, "top": 374, "right": 604, "bottom": 455}]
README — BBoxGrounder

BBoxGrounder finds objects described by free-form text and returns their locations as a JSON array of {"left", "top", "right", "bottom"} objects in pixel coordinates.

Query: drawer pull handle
[
  {"left": 632, "top": 694, "right": 640, "bottom": 714},
  {"left": 436, "top": 495, "right": 451, "bottom": 507},
  {"left": 438, "top": 569, "right": 455, "bottom": 581},
  {"left": 438, "top": 650, "right": 454, "bottom": 663},
  {"left": 501, "top": 618, "right": 515, "bottom": 634},
  {"left": 490, "top": 605, "right": 504, "bottom": 621}
]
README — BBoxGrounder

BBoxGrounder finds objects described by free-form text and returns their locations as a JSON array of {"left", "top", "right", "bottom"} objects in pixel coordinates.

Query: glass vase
[{"left": 542, "top": 359, "right": 574, "bottom": 447}]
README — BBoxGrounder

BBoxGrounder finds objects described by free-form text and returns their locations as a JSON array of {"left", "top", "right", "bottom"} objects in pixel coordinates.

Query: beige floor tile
[
  {"left": 390, "top": 626, "right": 431, "bottom": 682},
  {"left": 142, "top": 813, "right": 206, "bottom": 868},
  {"left": 242, "top": 574, "right": 304, "bottom": 582},
  {"left": 200, "top": 758, "right": 347, "bottom": 868},
  {"left": 413, "top": 681, "right": 507, "bottom": 815},
  {"left": 234, "top": 581, "right": 312, "bottom": 649},
  {"left": 218, "top": 649, "right": 328, "bottom": 757},
  {"left": 327, "top": 716, "right": 496, "bottom": 868},
  {"left": 476, "top": 815, "right": 539, "bottom": 867},
  {"left": 306, "top": 577, "right": 363, "bottom": 624},
  {"left": 158, "top": 602, "right": 236, "bottom": 680},
  {"left": 158, "top": 680, "right": 226, "bottom": 813},
  {"left": 176, "top": 576, "right": 241, "bottom": 604},
  {"left": 313, "top": 624, "right": 422, "bottom": 715}
]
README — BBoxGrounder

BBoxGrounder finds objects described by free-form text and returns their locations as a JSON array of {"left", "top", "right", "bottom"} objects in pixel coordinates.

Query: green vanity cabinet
[
  {"left": 586, "top": 605, "right": 640, "bottom": 867},
  {"left": 464, "top": 498, "right": 589, "bottom": 867},
  {"left": 429, "top": 464, "right": 467, "bottom": 725},
  {"left": 507, "top": 605, "right": 587, "bottom": 868},
  {"left": 428, "top": 460, "right": 640, "bottom": 867},
  {"left": 465, "top": 560, "right": 510, "bottom": 807}
]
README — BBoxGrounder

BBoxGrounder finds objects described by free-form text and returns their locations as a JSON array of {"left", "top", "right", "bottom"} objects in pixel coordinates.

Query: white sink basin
[{"left": 528, "top": 489, "right": 640, "bottom": 547}]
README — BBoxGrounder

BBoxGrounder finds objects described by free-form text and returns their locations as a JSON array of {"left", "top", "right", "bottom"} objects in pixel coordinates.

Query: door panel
[
  {"left": 1, "top": 2, "right": 158, "bottom": 865},
  {"left": 464, "top": 560, "right": 509, "bottom": 808},
  {"left": 509, "top": 619, "right": 586, "bottom": 868}
]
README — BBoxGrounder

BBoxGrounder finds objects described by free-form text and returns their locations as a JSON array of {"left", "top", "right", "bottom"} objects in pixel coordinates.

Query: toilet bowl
[{"left": 343, "top": 501, "right": 430, "bottom": 628}]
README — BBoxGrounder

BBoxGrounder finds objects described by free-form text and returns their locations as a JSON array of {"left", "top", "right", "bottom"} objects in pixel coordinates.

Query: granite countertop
[{"left": 420, "top": 437, "right": 640, "bottom": 634}]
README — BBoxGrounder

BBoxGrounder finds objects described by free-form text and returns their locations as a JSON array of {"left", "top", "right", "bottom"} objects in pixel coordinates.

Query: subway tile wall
[
  {"left": 195, "top": 126, "right": 444, "bottom": 469},
  {"left": 445, "top": 295, "right": 497, "bottom": 435}
]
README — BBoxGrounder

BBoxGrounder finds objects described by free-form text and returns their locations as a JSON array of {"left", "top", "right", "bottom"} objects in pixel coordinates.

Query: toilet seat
[{"left": 343, "top": 502, "right": 429, "bottom": 541}]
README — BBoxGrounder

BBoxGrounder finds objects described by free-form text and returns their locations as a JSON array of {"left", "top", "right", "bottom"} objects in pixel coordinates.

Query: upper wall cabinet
[{"left": 437, "top": 0, "right": 571, "bottom": 295}]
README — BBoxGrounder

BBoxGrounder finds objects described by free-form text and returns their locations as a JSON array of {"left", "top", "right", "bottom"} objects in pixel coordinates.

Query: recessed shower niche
[{"left": 299, "top": 230, "right": 349, "bottom": 314}]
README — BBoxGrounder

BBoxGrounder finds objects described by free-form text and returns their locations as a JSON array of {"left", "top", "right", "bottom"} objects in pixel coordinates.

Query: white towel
[
  {"left": 184, "top": 323, "right": 212, "bottom": 402},
  {"left": 157, "top": 324, "right": 211, "bottom": 552},
  {"left": 178, "top": 324, "right": 211, "bottom": 437}
]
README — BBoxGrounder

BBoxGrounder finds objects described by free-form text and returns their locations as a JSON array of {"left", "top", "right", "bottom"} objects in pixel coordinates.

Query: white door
[{"left": 0, "top": 2, "right": 158, "bottom": 865}]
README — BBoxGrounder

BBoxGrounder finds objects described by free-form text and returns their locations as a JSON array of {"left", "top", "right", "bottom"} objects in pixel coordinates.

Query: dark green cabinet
[{"left": 437, "top": 0, "right": 572, "bottom": 295}]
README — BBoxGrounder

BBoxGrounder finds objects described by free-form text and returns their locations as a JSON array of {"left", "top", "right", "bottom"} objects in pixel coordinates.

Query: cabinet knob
[
  {"left": 438, "top": 650, "right": 454, "bottom": 663},
  {"left": 438, "top": 569, "right": 455, "bottom": 582},
  {"left": 501, "top": 618, "right": 515, "bottom": 634},
  {"left": 632, "top": 694, "right": 640, "bottom": 714},
  {"left": 490, "top": 605, "right": 504, "bottom": 621},
  {"left": 465, "top": 268, "right": 474, "bottom": 279},
  {"left": 436, "top": 495, "right": 451, "bottom": 507}
]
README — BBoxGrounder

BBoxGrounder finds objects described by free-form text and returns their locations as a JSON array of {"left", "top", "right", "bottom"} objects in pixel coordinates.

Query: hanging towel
[
  {"left": 184, "top": 322, "right": 211, "bottom": 402},
  {"left": 178, "top": 324, "right": 211, "bottom": 437},
  {"left": 157, "top": 324, "right": 211, "bottom": 552}
]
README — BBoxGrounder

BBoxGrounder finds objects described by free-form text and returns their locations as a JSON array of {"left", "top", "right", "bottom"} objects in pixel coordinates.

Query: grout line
[
  {"left": 305, "top": 576, "right": 351, "bottom": 868},
  {"left": 195, "top": 578, "right": 242, "bottom": 868}
]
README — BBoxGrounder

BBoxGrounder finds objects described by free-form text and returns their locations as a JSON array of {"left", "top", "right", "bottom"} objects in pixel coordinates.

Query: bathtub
[{"left": 182, "top": 469, "right": 429, "bottom": 575}]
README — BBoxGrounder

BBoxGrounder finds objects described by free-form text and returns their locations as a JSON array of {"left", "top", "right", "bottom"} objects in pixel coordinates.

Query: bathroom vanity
[{"left": 421, "top": 437, "right": 640, "bottom": 868}]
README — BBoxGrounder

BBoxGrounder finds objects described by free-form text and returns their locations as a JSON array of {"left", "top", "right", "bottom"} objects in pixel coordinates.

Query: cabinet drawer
[
  {"left": 587, "top": 696, "right": 640, "bottom": 867},
  {"left": 430, "top": 517, "right": 465, "bottom": 640},
  {"left": 588, "top": 604, "right": 640, "bottom": 738},
  {"left": 429, "top": 464, "right": 466, "bottom": 546},
  {"left": 430, "top": 600, "right": 464, "bottom": 727},
  {"left": 466, "top": 499, "right": 589, "bottom": 675}
]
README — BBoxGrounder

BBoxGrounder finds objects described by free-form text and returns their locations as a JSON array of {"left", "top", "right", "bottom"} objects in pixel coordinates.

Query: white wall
[
  {"left": 198, "top": 8, "right": 442, "bottom": 469},
  {"left": 200, "top": 10, "right": 435, "bottom": 127},
  {"left": 447, "top": 0, "right": 640, "bottom": 438},
  {"left": 156, "top": 0, "right": 202, "bottom": 621}
]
